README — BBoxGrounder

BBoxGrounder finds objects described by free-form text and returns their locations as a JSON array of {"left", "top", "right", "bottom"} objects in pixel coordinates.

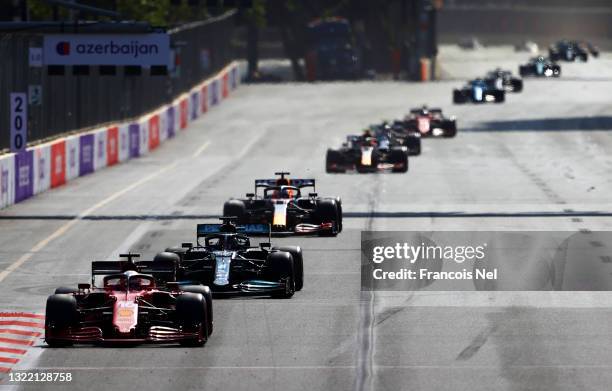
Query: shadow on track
[{"left": 464, "top": 116, "right": 612, "bottom": 132}]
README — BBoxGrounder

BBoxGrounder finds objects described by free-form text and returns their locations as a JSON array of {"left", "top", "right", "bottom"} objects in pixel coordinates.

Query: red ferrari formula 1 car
[
  {"left": 402, "top": 106, "right": 457, "bottom": 138},
  {"left": 45, "top": 254, "right": 213, "bottom": 347}
]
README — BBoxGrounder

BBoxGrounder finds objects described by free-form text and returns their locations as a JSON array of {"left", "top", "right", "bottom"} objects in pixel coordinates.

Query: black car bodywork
[{"left": 223, "top": 173, "right": 342, "bottom": 236}]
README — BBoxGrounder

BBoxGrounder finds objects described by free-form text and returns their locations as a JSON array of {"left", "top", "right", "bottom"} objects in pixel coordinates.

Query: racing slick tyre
[
  {"left": 54, "top": 287, "right": 78, "bottom": 294},
  {"left": 45, "top": 294, "right": 78, "bottom": 347},
  {"left": 314, "top": 199, "right": 340, "bottom": 236},
  {"left": 335, "top": 198, "right": 343, "bottom": 233},
  {"left": 519, "top": 65, "right": 530, "bottom": 77},
  {"left": 223, "top": 200, "right": 247, "bottom": 224},
  {"left": 326, "top": 150, "right": 346, "bottom": 173},
  {"left": 176, "top": 293, "right": 209, "bottom": 346},
  {"left": 267, "top": 252, "right": 295, "bottom": 299},
  {"left": 579, "top": 53, "right": 588, "bottom": 62},
  {"left": 180, "top": 285, "right": 213, "bottom": 335},
  {"left": 453, "top": 90, "right": 467, "bottom": 104},
  {"left": 442, "top": 120, "right": 457, "bottom": 138},
  {"left": 494, "top": 90, "right": 505, "bottom": 103},
  {"left": 165, "top": 246, "right": 188, "bottom": 261},
  {"left": 153, "top": 251, "right": 180, "bottom": 282},
  {"left": 390, "top": 150, "right": 409, "bottom": 173},
  {"left": 272, "top": 246, "right": 304, "bottom": 291},
  {"left": 512, "top": 79, "right": 523, "bottom": 92},
  {"left": 405, "top": 136, "right": 421, "bottom": 155}
]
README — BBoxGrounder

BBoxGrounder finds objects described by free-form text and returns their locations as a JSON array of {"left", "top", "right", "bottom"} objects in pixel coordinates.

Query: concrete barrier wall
[
  {"left": 438, "top": 7, "right": 612, "bottom": 49},
  {"left": 0, "top": 61, "right": 241, "bottom": 210}
]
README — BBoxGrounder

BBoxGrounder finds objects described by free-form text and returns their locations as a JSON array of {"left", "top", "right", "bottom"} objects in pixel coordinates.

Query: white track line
[{"left": 0, "top": 161, "right": 179, "bottom": 283}]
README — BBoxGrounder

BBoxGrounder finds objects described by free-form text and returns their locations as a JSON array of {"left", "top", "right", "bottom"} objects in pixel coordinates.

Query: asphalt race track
[{"left": 2, "top": 47, "right": 612, "bottom": 390}]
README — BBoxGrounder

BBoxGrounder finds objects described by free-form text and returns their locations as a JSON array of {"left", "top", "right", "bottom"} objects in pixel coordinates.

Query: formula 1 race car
[
  {"left": 401, "top": 106, "right": 457, "bottom": 137},
  {"left": 165, "top": 219, "right": 304, "bottom": 297},
  {"left": 379, "top": 121, "right": 421, "bottom": 155},
  {"left": 519, "top": 56, "right": 561, "bottom": 78},
  {"left": 485, "top": 69, "right": 523, "bottom": 93},
  {"left": 578, "top": 41, "right": 599, "bottom": 58},
  {"left": 223, "top": 172, "right": 342, "bottom": 236},
  {"left": 453, "top": 79, "right": 505, "bottom": 104},
  {"left": 549, "top": 40, "right": 588, "bottom": 62},
  {"left": 45, "top": 254, "right": 213, "bottom": 347},
  {"left": 326, "top": 129, "right": 409, "bottom": 173}
]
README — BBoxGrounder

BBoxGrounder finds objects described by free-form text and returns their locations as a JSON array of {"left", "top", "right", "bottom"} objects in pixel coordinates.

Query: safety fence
[
  {"left": 0, "top": 11, "right": 236, "bottom": 151},
  {"left": 0, "top": 61, "right": 241, "bottom": 210}
]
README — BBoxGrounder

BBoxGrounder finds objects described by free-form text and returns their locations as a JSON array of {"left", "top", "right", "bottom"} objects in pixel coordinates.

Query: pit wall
[{"left": 0, "top": 61, "right": 241, "bottom": 210}]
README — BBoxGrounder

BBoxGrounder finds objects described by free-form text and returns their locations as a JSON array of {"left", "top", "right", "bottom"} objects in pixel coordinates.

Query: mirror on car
[
  {"left": 309, "top": 192, "right": 318, "bottom": 198},
  {"left": 78, "top": 283, "right": 90, "bottom": 290},
  {"left": 181, "top": 242, "right": 193, "bottom": 248},
  {"left": 246, "top": 193, "right": 255, "bottom": 198},
  {"left": 259, "top": 242, "right": 271, "bottom": 248}
]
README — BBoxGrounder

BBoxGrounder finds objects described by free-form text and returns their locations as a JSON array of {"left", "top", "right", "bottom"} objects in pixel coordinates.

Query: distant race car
[
  {"left": 578, "top": 41, "right": 599, "bottom": 58},
  {"left": 372, "top": 122, "right": 421, "bottom": 155},
  {"left": 45, "top": 254, "right": 213, "bottom": 347},
  {"left": 165, "top": 219, "right": 304, "bottom": 297},
  {"left": 326, "top": 129, "right": 409, "bottom": 173},
  {"left": 401, "top": 105, "right": 457, "bottom": 137},
  {"left": 223, "top": 172, "right": 342, "bottom": 236},
  {"left": 519, "top": 56, "right": 561, "bottom": 78},
  {"left": 549, "top": 40, "right": 588, "bottom": 62},
  {"left": 453, "top": 79, "right": 505, "bottom": 104},
  {"left": 484, "top": 69, "right": 523, "bottom": 93}
]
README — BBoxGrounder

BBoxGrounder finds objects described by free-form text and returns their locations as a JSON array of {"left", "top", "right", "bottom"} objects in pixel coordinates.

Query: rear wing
[
  {"left": 254, "top": 178, "right": 316, "bottom": 190},
  {"left": 196, "top": 223, "right": 271, "bottom": 237},
  {"left": 91, "top": 258, "right": 177, "bottom": 287}
]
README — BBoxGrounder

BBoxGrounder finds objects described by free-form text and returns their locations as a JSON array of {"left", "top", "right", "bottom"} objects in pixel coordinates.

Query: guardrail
[
  {"left": 0, "top": 61, "right": 241, "bottom": 210},
  {"left": 0, "top": 11, "right": 236, "bottom": 152}
]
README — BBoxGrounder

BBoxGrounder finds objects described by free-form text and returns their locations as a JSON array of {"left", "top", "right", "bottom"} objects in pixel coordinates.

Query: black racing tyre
[
  {"left": 223, "top": 200, "right": 247, "bottom": 224},
  {"left": 390, "top": 149, "right": 408, "bottom": 173},
  {"left": 519, "top": 65, "right": 529, "bottom": 77},
  {"left": 335, "top": 198, "right": 343, "bottom": 233},
  {"left": 153, "top": 252, "right": 180, "bottom": 282},
  {"left": 180, "top": 285, "right": 213, "bottom": 335},
  {"left": 165, "top": 246, "right": 187, "bottom": 261},
  {"left": 512, "top": 79, "right": 523, "bottom": 93},
  {"left": 405, "top": 136, "right": 421, "bottom": 155},
  {"left": 443, "top": 120, "right": 457, "bottom": 138},
  {"left": 315, "top": 199, "right": 340, "bottom": 236},
  {"left": 54, "top": 287, "right": 77, "bottom": 294},
  {"left": 453, "top": 90, "right": 465, "bottom": 104},
  {"left": 266, "top": 252, "right": 295, "bottom": 298},
  {"left": 176, "top": 292, "right": 208, "bottom": 346},
  {"left": 494, "top": 90, "right": 505, "bottom": 103},
  {"left": 45, "top": 294, "right": 78, "bottom": 347},
  {"left": 326, "top": 150, "right": 346, "bottom": 173},
  {"left": 272, "top": 246, "right": 304, "bottom": 291}
]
